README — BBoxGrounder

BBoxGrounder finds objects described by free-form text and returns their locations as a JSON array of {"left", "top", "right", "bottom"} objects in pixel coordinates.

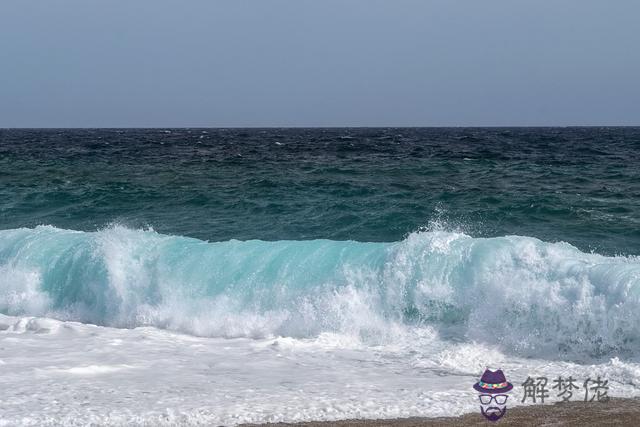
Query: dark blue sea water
[
  {"left": 1, "top": 128, "right": 638, "bottom": 255},
  {"left": 1, "top": 128, "right": 639, "bottom": 360}
]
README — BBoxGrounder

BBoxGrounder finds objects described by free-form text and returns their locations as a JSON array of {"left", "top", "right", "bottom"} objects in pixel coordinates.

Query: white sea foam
[
  {"left": 1, "top": 226, "right": 640, "bottom": 424},
  {"left": 0, "top": 225, "right": 639, "bottom": 359},
  {"left": 1, "top": 313, "right": 639, "bottom": 426}
]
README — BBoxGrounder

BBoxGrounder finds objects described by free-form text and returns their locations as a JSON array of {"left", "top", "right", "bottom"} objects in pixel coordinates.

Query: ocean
[{"left": 1, "top": 127, "right": 639, "bottom": 425}]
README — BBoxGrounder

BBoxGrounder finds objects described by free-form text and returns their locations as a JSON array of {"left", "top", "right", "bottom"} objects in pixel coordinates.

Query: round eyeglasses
[{"left": 479, "top": 394, "right": 509, "bottom": 405}]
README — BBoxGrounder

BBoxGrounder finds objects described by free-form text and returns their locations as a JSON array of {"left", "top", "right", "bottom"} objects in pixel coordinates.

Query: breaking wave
[{"left": 1, "top": 225, "right": 639, "bottom": 359}]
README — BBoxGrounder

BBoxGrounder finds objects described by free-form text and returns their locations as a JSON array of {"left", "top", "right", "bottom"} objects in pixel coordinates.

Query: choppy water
[
  {"left": 1, "top": 128, "right": 639, "bottom": 254},
  {"left": 0, "top": 128, "right": 639, "bottom": 425}
]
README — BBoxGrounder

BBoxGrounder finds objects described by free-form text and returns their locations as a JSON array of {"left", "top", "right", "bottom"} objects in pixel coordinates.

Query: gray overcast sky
[{"left": 0, "top": 1, "right": 638, "bottom": 127}]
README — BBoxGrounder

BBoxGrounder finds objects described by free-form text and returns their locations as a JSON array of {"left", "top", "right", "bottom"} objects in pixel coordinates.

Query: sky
[{"left": 0, "top": 0, "right": 638, "bottom": 127}]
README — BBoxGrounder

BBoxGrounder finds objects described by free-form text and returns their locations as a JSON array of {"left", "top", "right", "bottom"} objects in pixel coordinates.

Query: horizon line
[{"left": 2, "top": 125, "right": 640, "bottom": 130}]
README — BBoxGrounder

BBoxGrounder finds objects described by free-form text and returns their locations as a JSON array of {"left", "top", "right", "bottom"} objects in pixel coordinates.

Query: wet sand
[{"left": 245, "top": 398, "right": 640, "bottom": 426}]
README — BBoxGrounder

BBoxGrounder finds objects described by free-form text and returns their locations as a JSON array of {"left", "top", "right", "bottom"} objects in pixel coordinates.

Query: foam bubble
[{"left": 0, "top": 225, "right": 639, "bottom": 360}]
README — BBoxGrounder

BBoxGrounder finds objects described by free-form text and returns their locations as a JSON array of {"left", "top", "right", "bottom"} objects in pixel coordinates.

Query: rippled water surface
[{"left": 1, "top": 127, "right": 639, "bottom": 255}]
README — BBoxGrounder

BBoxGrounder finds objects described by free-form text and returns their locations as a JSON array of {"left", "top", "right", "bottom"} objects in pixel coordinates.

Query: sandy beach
[{"left": 246, "top": 398, "right": 640, "bottom": 426}]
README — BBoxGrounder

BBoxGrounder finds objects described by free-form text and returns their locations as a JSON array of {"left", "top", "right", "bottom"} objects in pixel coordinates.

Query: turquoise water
[
  {"left": 0, "top": 127, "right": 639, "bottom": 360},
  {"left": 1, "top": 225, "right": 639, "bottom": 360}
]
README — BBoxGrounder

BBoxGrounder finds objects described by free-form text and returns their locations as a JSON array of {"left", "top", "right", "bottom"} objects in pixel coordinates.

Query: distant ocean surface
[
  {"left": 1, "top": 128, "right": 639, "bottom": 425},
  {"left": 1, "top": 127, "right": 639, "bottom": 254}
]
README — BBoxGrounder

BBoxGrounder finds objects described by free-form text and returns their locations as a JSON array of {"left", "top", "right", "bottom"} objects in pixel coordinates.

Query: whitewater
[{"left": 2, "top": 225, "right": 640, "bottom": 425}]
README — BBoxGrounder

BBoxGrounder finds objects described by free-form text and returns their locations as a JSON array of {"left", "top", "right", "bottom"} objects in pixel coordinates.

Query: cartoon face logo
[{"left": 473, "top": 368, "right": 513, "bottom": 422}]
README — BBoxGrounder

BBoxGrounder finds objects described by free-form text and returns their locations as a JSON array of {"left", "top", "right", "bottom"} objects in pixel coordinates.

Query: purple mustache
[{"left": 481, "top": 406, "right": 507, "bottom": 422}]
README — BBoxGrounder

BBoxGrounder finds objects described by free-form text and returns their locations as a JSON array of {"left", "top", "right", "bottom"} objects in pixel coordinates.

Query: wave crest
[{"left": 0, "top": 225, "right": 638, "bottom": 359}]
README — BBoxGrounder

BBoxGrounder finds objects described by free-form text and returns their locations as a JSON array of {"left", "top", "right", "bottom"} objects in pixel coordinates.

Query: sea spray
[{"left": 1, "top": 225, "right": 639, "bottom": 359}]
